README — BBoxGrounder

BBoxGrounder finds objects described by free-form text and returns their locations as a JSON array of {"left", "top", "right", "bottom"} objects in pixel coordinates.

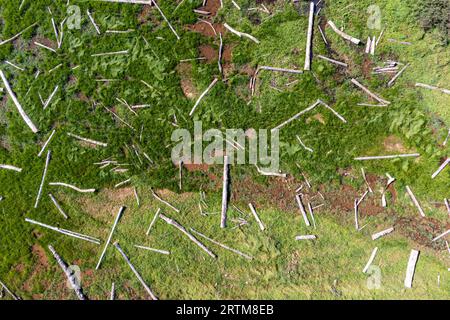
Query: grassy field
[{"left": 0, "top": 0, "right": 449, "bottom": 299}]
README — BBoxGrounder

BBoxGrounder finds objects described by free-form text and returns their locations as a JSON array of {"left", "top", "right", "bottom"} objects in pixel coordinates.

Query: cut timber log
[
  {"left": 49, "top": 182, "right": 96, "bottom": 193},
  {"left": 151, "top": 0, "right": 180, "bottom": 40},
  {"left": 371, "top": 227, "right": 394, "bottom": 240},
  {"left": 405, "top": 186, "right": 425, "bottom": 217},
  {"left": 38, "top": 129, "right": 56, "bottom": 157},
  {"left": 87, "top": 10, "right": 101, "bottom": 34},
  {"left": 304, "top": 2, "right": 315, "bottom": 71},
  {"left": 248, "top": 203, "right": 265, "bottom": 231},
  {"left": 114, "top": 242, "right": 158, "bottom": 300},
  {"left": 134, "top": 245, "right": 170, "bottom": 255},
  {"left": 327, "top": 21, "right": 361, "bottom": 44},
  {"left": 295, "top": 194, "right": 311, "bottom": 227},
  {"left": 96, "top": 206, "right": 125, "bottom": 269},
  {"left": 146, "top": 208, "right": 161, "bottom": 235},
  {"left": 272, "top": 100, "right": 321, "bottom": 131},
  {"left": 317, "top": 55, "right": 348, "bottom": 67},
  {"left": 350, "top": 78, "right": 390, "bottom": 105},
  {"left": 0, "top": 279, "right": 20, "bottom": 300},
  {"left": 387, "top": 63, "right": 410, "bottom": 87},
  {"left": 0, "top": 22, "right": 36, "bottom": 46},
  {"left": 67, "top": 132, "right": 107, "bottom": 147},
  {"left": 110, "top": 283, "right": 115, "bottom": 300},
  {"left": 431, "top": 158, "right": 449, "bottom": 179},
  {"left": 365, "top": 37, "right": 371, "bottom": 54},
  {"left": 151, "top": 188, "right": 180, "bottom": 213},
  {"left": 354, "top": 199, "right": 359, "bottom": 230},
  {"left": 34, "top": 150, "right": 51, "bottom": 208},
  {"left": 0, "top": 70, "right": 39, "bottom": 133},
  {"left": 295, "top": 235, "right": 317, "bottom": 240},
  {"left": 221, "top": 155, "right": 230, "bottom": 228},
  {"left": 404, "top": 249, "right": 419, "bottom": 288},
  {"left": 355, "top": 153, "right": 420, "bottom": 161},
  {"left": 0, "top": 164, "right": 22, "bottom": 172},
  {"left": 362, "top": 247, "right": 378, "bottom": 273},
  {"left": 48, "top": 245, "right": 87, "bottom": 300},
  {"left": 48, "top": 193, "right": 69, "bottom": 219},
  {"left": 159, "top": 213, "right": 217, "bottom": 258},
  {"left": 415, "top": 83, "right": 450, "bottom": 95},
  {"left": 258, "top": 66, "right": 303, "bottom": 74}
]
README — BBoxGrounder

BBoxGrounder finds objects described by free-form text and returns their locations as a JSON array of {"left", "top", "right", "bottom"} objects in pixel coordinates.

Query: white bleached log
[
  {"left": 415, "top": 83, "right": 450, "bottom": 95},
  {"left": 295, "top": 235, "right": 316, "bottom": 240},
  {"left": 110, "top": 283, "right": 115, "bottom": 300},
  {"left": 113, "top": 242, "right": 158, "bottom": 300},
  {"left": 387, "top": 63, "right": 410, "bottom": 87},
  {"left": 43, "top": 85, "right": 59, "bottom": 109},
  {"left": 318, "top": 25, "right": 328, "bottom": 45},
  {"left": 357, "top": 190, "right": 369, "bottom": 206},
  {"left": 354, "top": 199, "right": 359, "bottom": 230},
  {"left": 361, "top": 168, "right": 373, "bottom": 193},
  {"left": 255, "top": 165, "right": 287, "bottom": 178},
  {"left": 405, "top": 186, "right": 425, "bottom": 217},
  {"left": 295, "top": 194, "right": 311, "bottom": 227},
  {"left": 350, "top": 78, "right": 390, "bottom": 105},
  {"left": 115, "top": 178, "right": 131, "bottom": 188},
  {"left": 189, "top": 78, "right": 218, "bottom": 116},
  {"left": 48, "top": 245, "right": 87, "bottom": 300},
  {"left": 0, "top": 279, "right": 20, "bottom": 300},
  {"left": 218, "top": 33, "right": 223, "bottom": 75},
  {"left": 327, "top": 21, "right": 361, "bottom": 44},
  {"left": 445, "top": 198, "right": 450, "bottom": 214},
  {"left": 362, "top": 247, "right": 378, "bottom": 273},
  {"left": 26, "top": 218, "right": 100, "bottom": 244},
  {"left": 259, "top": 66, "right": 303, "bottom": 74},
  {"left": 318, "top": 99, "right": 347, "bottom": 123},
  {"left": 151, "top": 188, "right": 180, "bottom": 213},
  {"left": 370, "top": 36, "right": 376, "bottom": 55},
  {"left": 365, "top": 37, "right": 371, "bottom": 54},
  {"left": 34, "top": 41, "right": 56, "bottom": 53},
  {"left": 432, "top": 229, "right": 450, "bottom": 242},
  {"left": 443, "top": 129, "right": 450, "bottom": 146},
  {"left": 355, "top": 153, "right": 420, "bottom": 161},
  {"left": 272, "top": 100, "right": 321, "bottom": 131},
  {"left": 133, "top": 186, "right": 140, "bottom": 207},
  {"left": 134, "top": 245, "right": 170, "bottom": 255},
  {"left": 38, "top": 129, "right": 56, "bottom": 157},
  {"left": 87, "top": 10, "right": 101, "bottom": 34},
  {"left": 91, "top": 50, "right": 129, "bottom": 57},
  {"left": 48, "top": 193, "right": 69, "bottom": 219},
  {"left": 146, "top": 208, "right": 161, "bottom": 235},
  {"left": 404, "top": 249, "right": 419, "bottom": 288},
  {"left": 316, "top": 55, "right": 348, "bottom": 67},
  {"left": 5, "top": 60, "right": 25, "bottom": 71},
  {"left": 34, "top": 150, "right": 51, "bottom": 208},
  {"left": 151, "top": 0, "right": 180, "bottom": 40},
  {"left": 371, "top": 227, "right": 394, "bottom": 240},
  {"left": 304, "top": 2, "right": 315, "bottom": 71},
  {"left": 221, "top": 155, "right": 230, "bottom": 228},
  {"left": 96, "top": 206, "right": 125, "bottom": 269},
  {"left": 0, "top": 23, "right": 36, "bottom": 46},
  {"left": 248, "top": 203, "right": 265, "bottom": 231},
  {"left": 0, "top": 70, "right": 39, "bottom": 133},
  {"left": 0, "top": 164, "right": 22, "bottom": 172},
  {"left": 190, "top": 228, "right": 253, "bottom": 260},
  {"left": 49, "top": 182, "right": 96, "bottom": 193},
  {"left": 67, "top": 132, "right": 107, "bottom": 147},
  {"left": 307, "top": 202, "right": 316, "bottom": 228},
  {"left": 224, "top": 23, "right": 260, "bottom": 44},
  {"left": 296, "top": 135, "right": 313, "bottom": 153},
  {"left": 431, "top": 158, "right": 449, "bottom": 179},
  {"left": 159, "top": 213, "right": 217, "bottom": 258}
]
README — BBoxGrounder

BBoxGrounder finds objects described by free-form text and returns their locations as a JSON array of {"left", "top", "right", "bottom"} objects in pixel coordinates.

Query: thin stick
[
  {"left": 67, "top": 132, "right": 107, "bottom": 147},
  {"left": 248, "top": 203, "right": 265, "bottom": 231},
  {"left": 404, "top": 249, "right": 419, "bottom": 288},
  {"left": 38, "top": 129, "right": 56, "bottom": 157},
  {"left": 221, "top": 155, "right": 229, "bottom": 228},
  {"left": 387, "top": 63, "right": 410, "bottom": 87},
  {"left": 362, "top": 247, "right": 378, "bottom": 273},
  {"left": 151, "top": 0, "right": 180, "bottom": 40},
  {"left": 272, "top": 100, "right": 321, "bottom": 131},
  {"left": 114, "top": 242, "right": 158, "bottom": 300},
  {"left": 133, "top": 186, "right": 140, "bottom": 207},
  {"left": 178, "top": 160, "right": 183, "bottom": 190},
  {"left": 110, "top": 283, "right": 115, "bottom": 300},
  {"left": 0, "top": 279, "right": 20, "bottom": 300},
  {"left": 415, "top": 83, "right": 450, "bottom": 95},
  {"left": 87, "top": 9, "right": 101, "bottom": 34},
  {"left": 354, "top": 199, "right": 359, "bottom": 230},
  {"left": 445, "top": 198, "right": 450, "bottom": 215},
  {"left": 432, "top": 229, "right": 450, "bottom": 242},
  {"left": 91, "top": 50, "right": 129, "bottom": 57},
  {"left": 371, "top": 227, "right": 394, "bottom": 240},
  {"left": 151, "top": 188, "right": 180, "bottom": 213},
  {"left": 307, "top": 202, "right": 316, "bottom": 229},
  {"left": 318, "top": 99, "right": 347, "bottom": 123},
  {"left": 48, "top": 193, "right": 69, "bottom": 219},
  {"left": 96, "top": 207, "right": 125, "bottom": 269},
  {"left": 405, "top": 186, "right": 425, "bottom": 217},
  {"left": 255, "top": 165, "right": 287, "bottom": 178},
  {"left": 159, "top": 213, "right": 217, "bottom": 258},
  {"left": 224, "top": 23, "right": 260, "bottom": 44},
  {"left": 43, "top": 85, "right": 59, "bottom": 109},
  {"left": 5, "top": 60, "right": 25, "bottom": 71},
  {"left": 146, "top": 208, "right": 161, "bottom": 235},
  {"left": 355, "top": 154, "right": 420, "bottom": 161},
  {"left": 0, "top": 22, "right": 37, "bottom": 46},
  {"left": 134, "top": 245, "right": 170, "bottom": 255},
  {"left": 327, "top": 20, "right": 361, "bottom": 44},
  {"left": 0, "top": 164, "right": 22, "bottom": 172},
  {"left": 295, "top": 235, "right": 317, "bottom": 240},
  {"left": 49, "top": 182, "right": 96, "bottom": 193},
  {"left": 361, "top": 168, "right": 373, "bottom": 193},
  {"left": 317, "top": 55, "right": 347, "bottom": 67},
  {"left": 295, "top": 194, "right": 311, "bottom": 227},
  {"left": 0, "top": 70, "right": 39, "bottom": 133},
  {"left": 48, "top": 245, "right": 87, "bottom": 300},
  {"left": 259, "top": 66, "right": 303, "bottom": 74},
  {"left": 218, "top": 33, "right": 223, "bottom": 75},
  {"left": 34, "top": 150, "right": 51, "bottom": 208},
  {"left": 296, "top": 135, "right": 313, "bottom": 153},
  {"left": 304, "top": 2, "right": 315, "bottom": 71},
  {"left": 190, "top": 228, "right": 253, "bottom": 260},
  {"left": 318, "top": 25, "right": 328, "bottom": 45},
  {"left": 351, "top": 78, "right": 390, "bottom": 105},
  {"left": 34, "top": 41, "right": 57, "bottom": 53},
  {"left": 189, "top": 78, "right": 218, "bottom": 116},
  {"left": 431, "top": 158, "right": 449, "bottom": 179},
  {"left": 115, "top": 178, "right": 131, "bottom": 188}
]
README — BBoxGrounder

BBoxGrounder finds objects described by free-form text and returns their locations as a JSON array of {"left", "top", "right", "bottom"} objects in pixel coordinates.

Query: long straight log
[
  {"left": 0, "top": 164, "right": 22, "bottom": 172},
  {"left": 96, "top": 206, "right": 125, "bottom": 269},
  {"left": 0, "top": 70, "right": 39, "bottom": 133},
  {"left": 432, "top": 229, "right": 450, "bottom": 242},
  {"left": 159, "top": 213, "right": 217, "bottom": 258},
  {"left": 48, "top": 193, "right": 69, "bottom": 219},
  {"left": 0, "top": 279, "right": 20, "bottom": 300},
  {"left": 295, "top": 194, "right": 311, "bottom": 227},
  {"left": 248, "top": 203, "right": 265, "bottom": 231},
  {"left": 34, "top": 150, "right": 51, "bottom": 208},
  {"left": 387, "top": 63, "right": 410, "bottom": 87},
  {"left": 0, "top": 22, "right": 37, "bottom": 46},
  {"left": 38, "top": 129, "right": 56, "bottom": 157},
  {"left": 371, "top": 227, "right": 394, "bottom": 240},
  {"left": 317, "top": 55, "right": 348, "bottom": 67},
  {"left": 48, "top": 245, "right": 87, "bottom": 300},
  {"left": 431, "top": 158, "right": 449, "bottom": 179},
  {"left": 189, "top": 78, "right": 218, "bottom": 116},
  {"left": 146, "top": 208, "right": 161, "bottom": 235},
  {"left": 151, "top": 188, "right": 179, "bottom": 213},
  {"left": 355, "top": 153, "right": 420, "bottom": 161},
  {"left": 304, "top": 2, "right": 315, "bottom": 71},
  {"left": 220, "top": 155, "right": 230, "bottom": 228},
  {"left": 362, "top": 247, "right": 378, "bottom": 273},
  {"left": 113, "top": 242, "right": 158, "bottom": 300},
  {"left": 327, "top": 21, "right": 361, "bottom": 44},
  {"left": 405, "top": 186, "right": 425, "bottom": 217},
  {"left": 415, "top": 83, "right": 450, "bottom": 95},
  {"left": 404, "top": 249, "right": 419, "bottom": 288},
  {"left": 67, "top": 132, "right": 107, "bottom": 147},
  {"left": 259, "top": 66, "right": 303, "bottom": 74},
  {"left": 350, "top": 78, "right": 390, "bottom": 105},
  {"left": 49, "top": 182, "right": 96, "bottom": 193},
  {"left": 224, "top": 23, "right": 259, "bottom": 44},
  {"left": 272, "top": 100, "right": 321, "bottom": 131},
  {"left": 134, "top": 245, "right": 170, "bottom": 255}
]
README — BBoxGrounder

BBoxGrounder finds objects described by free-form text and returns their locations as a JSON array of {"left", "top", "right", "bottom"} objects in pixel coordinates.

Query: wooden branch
[
  {"left": 405, "top": 186, "right": 425, "bottom": 217},
  {"left": 387, "top": 63, "right": 410, "bottom": 87},
  {"left": 432, "top": 229, "right": 450, "bottom": 242},
  {"left": 48, "top": 245, "right": 87, "bottom": 300},
  {"left": 317, "top": 55, "right": 347, "bottom": 67},
  {"left": 34, "top": 41, "right": 56, "bottom": 53},
  {"left": 221, "top": 155, "right": 230, "bottom": 228},
  {"left": 96, "top": 206, "right": 125, "bottom": 269},
  {"left": 355, "top": 153, "right": 420, "bottom": 161},
  {"left": 26, "top": 218, "right": 100, "bottom": 244},
  {"left": 48, "top": 193, "right": 69, "bottom": 219},
  {"left": 34, "top": 150, "right": 51, "bottom": 208},
  {"left": 365, "top": 37, "right": 371, "bottom": 54},
  {"left": 371, "top": 227, "right": 394, "bottom": 240},
  {"left": 134, "top": 245, "right": 170, "bottom": 255},
  {"left": 87, "top": 10, "right": 101, "bottom": 35},
  {"left": 255, "top": 165, "right": 287, "bottom": 178},
  {"left": 248, "top": 203, "right": 265, "bottom": 231},
  {"left": 295, "top": 194, "right": 311, "bottom": 227},
  {"left": 133, "top": 186, "right": 140, "bottom": 207},
  {"left": 362, "top": 247, "right": 378, "bottom": 273},
  {"left": 115, "top": 178, "right": 131, "bottom": 188},
  {"left": 113, "top": 242, "right": 158, "bottom": 300},
  {"left": 272, "top": 99, "right": 321, "bottom": 131},
  {"left": 304, "top": 2, "right": 315, "bottom": 71},
  {"left": 307, "top": 202, "right": 316, "bottom": 228},
  {"left": 431, "top": 158, "right": 449, "bottom": 179},
  {"left": 445, "top": 198, "right": 450, "bottom": 215},
  {"left": 415, "top": 83, "right": 450, "bottom": 95},
  {"left": 190, "top": 228, "right": 253, "bottom": 260},
  {"left": 404, "top": 249, "right": 419, "bottom": 288},
  {"left": 0, "top": 164, "right": 22, "bottom": 172},
  {"left": 189, "top": 78, "right": 218, "bottom": 116},
  {"left": 350, "top": 78, "right": 390, "bottom": 105},
  {"left": 224, "top": 23, "right": 260, "bottom": 44},
  {"left": 0, "top": 22, "right": 37, "bottom": 46},
  {"left": 49, "top": 182, "right": 96, "bottom": 193},
  {"left": 151, "top": 0, "right": 181, "bottom": 40},
  {"left": 443, "top": 129, "right": 450, "bottom": 146},
  {"left": 327, "top": 21, "right": 361, "bottom": 44},
  {"left": 43, "top": 85, "right": 59, "bottom": 109},
  {"left": 151, "top": 188, "right": 180, "bottom": 213},
  {"left": 370, "top": 36, "right": 376, "bottom": 55},
  {"left": 38, "top": 129, "right": 56, "bottom": 157},
  {"left": 146, "top": 208, "right": 161, "bottom": 235},
  {"left": 159, "top": 213, "right": 217, "bottom": 258},
  {"left": 67, "top": 132, "right": 107, "bottom": 147},
  {"left": 0, "top": 279, "right": 20, "bottom": 300},
  {"left": 0, "top": 70, "right": 39, "bottom": 133},
  {"left": 295, "top": 235, "right": 317, "bottom": 241}
]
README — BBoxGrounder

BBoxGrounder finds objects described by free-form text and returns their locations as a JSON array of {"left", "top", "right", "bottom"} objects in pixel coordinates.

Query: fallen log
[
  {"left": 258, "top": 66, "right": 303, "bottom": 74},
  {"left": 0, "top": 22, "right": 37, "bottom": 46},
  {"left": 189, "top": 78, "right": 218, "bottom": 116},
  {"left": 0, "top": 164, "right": 22, "bottom": 172},
  {"left": 404, "top": 249, "right": 419, "bottom": 288},
  {"left": 134, "top": 245, "right": 170, "bottom": 255},
  {"left": 96, "top": 206, "right": 125, "bottom": 269},
  {"left": 387, "top": 63, "right": 410, "bottom": 87},
  {"left": 49, "top": 182, "right": 96, "bottom": 193},
  {"left": 48, "top": 193, "right": 69, "bottom": 219},
  {"left": 67, "top": 132, "right": 107, "bottom": 147},
  {"left": 354, "top": 199, "right": 359, "bottom": 230},
  {"left": 295, "top": 194, "right": 311, "bottom": 227},
  {"left": 87, "top": 9, "right": 101, "bottom": 34},
  {"left": 114, "top": 242, "right": 158, "bottom": 300},
  {"left": 317, "top": 55, "right": 348, "bottom": 67},
  {"left": 151, "top": 188, "right": 180, "bottom": 213},
  {"left": 43, "top": 85, "right": 59, "bottom": 109},
  {"left": 221, "top": 155, "right": 230, "bottom": 228},
  {"left": 0, "top": 279, "right": 20, "bottom": 300},
  {"left": 48, "top": 245, "right": 87, "bottom": 300},
  {"left": 248, "top": 203, "right": 265, "bottom": 231},
  {"left": 296, "top": 135, "right": 313, "bottom": 153},
  {"left": 371, "top": 227, "right": 394, "bottom": 240},
  {"left": 362, "top": 247, "right": 378, "bottom": 273},
  {"left": 445, "top": 198, "right": 450, "bottom": 215},
  {"left": 272, "top": 100, "right": 321, "bottom": 131},
  {"left": 360, "top": 168, "right": 373, "bottom": 193},
  {"left": 110, "top": 283, "right": 115, "bottom": 300},
  {"left": 405, "top": 186, "right": 425, "bottom": 217},
  {"left": 146, "top": 208, "right": 161, "bottom": 235},
  {"left": 295, "top": 235, "right": 316, "bottom": 240},
  {"left": 415, "top": 83, "right": 450, "bottom": 95},
  {"left": 431, "top": 158, "right": 449, "bottom": 179},
  {"left": 432, "top": 229, "right": 450, "bottom": 242},
  {"left": 304, "top": 2, "right": 315, "bottom": 71},
  {"left": 34, "top": 150, "right": 51, "bottom": 208},
  {"left": 224, "top": 23, "right": 260, "bottom": 44},
  {"left": 38, "top": 129, "right": 56, "bottom": 157},
  {"left": 327, "top": 21, "right": 361, "bottom": 44},
  {"left": 355, "top": 153, "right": 420, "bottom": 161},
  {"left": 350, "top": 78, "right": 390, "bottom": 105}
]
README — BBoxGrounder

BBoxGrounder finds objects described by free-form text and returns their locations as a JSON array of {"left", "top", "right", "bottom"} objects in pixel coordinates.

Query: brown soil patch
[
  {"left": 23, "top": 244, "right": 50, "bottom": 293},
  {"left": 362, "top": 57, "right": 373, "bottom": 78},
  {"left": 186, "top": 22, "right": 226, "bottom": 38},
  {"left": 383, "top": 135, "right": 408, "bottom": 153},
  {"left": 395, "top": 216, "right": 450, "bottom": 250},
  {"left": 32, "top": 244, "right": 49, "bottom": 267},
  {"left": 198, "top": 0, "right": 221, "bottom": 17},
  {"left": 176, "top": 62, "right": 198, "bottom": 99},
  {"left": 137, "top": 4, "right": 153, "bottom": 24},
  {"left": 306, "top": 113, "right": 326, "bottom": 125},
  {"left": 199, "top": 44, "right": 217, "bottom": 63},
  {"left": 30, "top": 36, "right": 57, "bottom": 51}
]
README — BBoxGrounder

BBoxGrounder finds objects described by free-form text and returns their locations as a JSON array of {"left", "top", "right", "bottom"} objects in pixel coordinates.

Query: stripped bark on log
[
  {"left": 258, "top": 66, "right": 303, "bottom": 74},
  {"left": 365, "top": 37, "right": 371, "bottom": 54},
  {"left": 189, "top": 78, "right": 218, "bottom": 116},
  {"left": 134, "top": 245, "right": 170, "bottom": 255},
  {"left": 443, "top": 129, "right": 450, "bottom": 146},
  {"left": 431, "top": 158, "right": 449, "bottom": 179},
  {"left": 221, "top": 155, "right": 229, "bottom": 228},
  {"left": 304, "top": 2, "right": 315, "bottom": 71},
  {"left": 318, "top": 99, "right": 347, "bottom": 123},
  {"left": 295, "top": 194, "right": 311, "bottom": 227},
  {"left": 114, "top": 242, "right": 158, "bottom": 300},
  {"left": 272, "top": 100, "right": 321, "bottom": 131},
  {"left": 110, "top": 283, "right": 115, "bottom": 300},
  {"left": 307, "top": 202, "right": 316, "bottom": 229},
  {"left": 151, "top": 188, "right": 180, "bottom": 213},
  {"left": 87, "top": 9, "right": 101, "bottom": 34},
  {"left": 0, "top": 164, "right": 22, "bottom": 172},
  {"left": 151, "top": 0, "right": 181, "bottom": 40},
  {"left": 159, "top": 213, "right": 217, "bottom": 258},
  {"left": 91, "top": 50, "right": 129, "bottom": 57},
  {"left": 49, "top": 182, "right": 96, "bottom": 193},
  {"left": 362, "top": 247, "right": 379, "bottom": 274},
  {"left": 360, "top": 168, "right": 373, "bottom": 193},
  {"left": 146, "top": 208, "right": 161, "bottom": 235},
  {"left": 255, "top": 165, "right": 287, "bottom": 178},
  {"left": 371, "top": 227, "right": 394, "bottom": 240},
  {"left": 96, "top": 206, "right": 125, "bottom": 269},
  {"left": 370, "top": 36, "right": 376, "bottom": 55},
  {"left": 115, "top": 178, "right": 131, "bottom": 188},
  {"left": 48, "top": 193, "right": 69, "bottom": 219},
  {"left": 405, "top": 186, "right": 425, "bottom": 217},
  {"left": 218, "top": 33, "right": 223, "bottom": 75},
  {"left": 404, "top": 249, "right": 419, "bottom": 288},
  {"left": 327, "top": 21, "right": 361, "bottom": 44},
  {"left": 445, "top": 198, "right": 450, "bottom": 215},
  {"left": 354, "top": 199, "right": 359, "bottom": 230},
  {"left": 296, "top": 135, "right": 313, "bottom": 153},
  {"left": 34, "top": 150, "right": 51, "bottom": 208},
  {"left": 248, "top": 203, "right": 265, "bottom": 231},
  {"left": 318, "top": 25, "right": 328, "bottom": 45}
]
